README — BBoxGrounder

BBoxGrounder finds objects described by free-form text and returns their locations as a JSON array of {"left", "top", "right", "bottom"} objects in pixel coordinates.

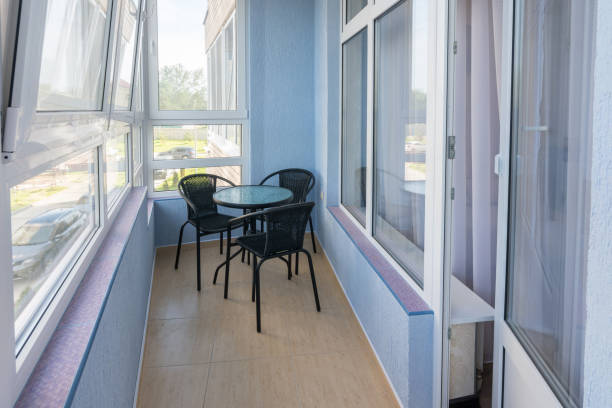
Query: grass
[{"left": 11, "top": 185, "right": 67, "bottom": 212}]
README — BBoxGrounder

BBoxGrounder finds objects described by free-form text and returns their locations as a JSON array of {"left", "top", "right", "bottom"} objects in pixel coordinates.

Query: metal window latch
[
  {"left": 2, "top": 107, "right": 21, "bottom": 161},
  {"left": 448, "top": 327, "right": 452, "bottom": 339},
  {"left": 447, "top": 136, "right": 456, "bottom": 160},
  {"left": 453, "top": 41, "right": 457, "bottom": 55},
  {"left": 494, "top": 153, "right": 502, "bottom": 176},
  {"left": 450, "top": 187, "right": 455, "bottom": 200}
]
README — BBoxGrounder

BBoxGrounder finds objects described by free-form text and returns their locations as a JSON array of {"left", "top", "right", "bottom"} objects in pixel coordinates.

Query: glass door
[{"left": 493, "top": 0, "right": 595, "bottom": 406}]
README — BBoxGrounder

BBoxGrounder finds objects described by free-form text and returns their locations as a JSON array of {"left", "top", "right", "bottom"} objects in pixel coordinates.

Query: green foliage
[{"left": 158, "top": 64, "right": 207, "bottom": 110}]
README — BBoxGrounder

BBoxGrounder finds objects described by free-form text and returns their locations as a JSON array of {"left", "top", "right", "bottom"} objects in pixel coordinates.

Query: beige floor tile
[
  {"left": 203, "top": 357, "right": 300, "bottom": 408},
  {"left": 143, "top": 317, "right": 216, "bottom": 367},
  {"left": 137, "top": 364, "right": 209, "bottom": 408},
  {"left": 139, "top": 239, "right": 400, "bottom": 407},
  {"left": 211, "top": 310, "right": 294, "bottom": 362},
  {"left": 293, "top": 351, "right": 399, "bottom": 408}
]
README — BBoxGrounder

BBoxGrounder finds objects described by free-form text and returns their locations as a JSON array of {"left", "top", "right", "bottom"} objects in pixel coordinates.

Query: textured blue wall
[
  {"left": 69, "top": 195, "right": 155, "bottom": 407},
  {"left": 312, "top": 1, "right": 433, "bottom": 406},
  {"left": 248, "top": 0, "right": 316, "bottom": 184},
  {"left": 583, "top": 1, "right": 612, "bottom": 406}
]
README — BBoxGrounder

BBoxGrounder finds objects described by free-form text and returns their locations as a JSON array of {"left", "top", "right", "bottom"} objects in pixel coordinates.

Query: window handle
[{"left": 523, "top": 125, "right": 548, "bottom": 132}]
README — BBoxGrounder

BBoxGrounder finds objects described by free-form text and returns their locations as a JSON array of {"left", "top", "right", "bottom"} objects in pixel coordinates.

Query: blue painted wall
[
  {"left": 248, "top": 0, "right": 316, "bottom": 184},
  {"left": 583, "top": 1, "right": 612, "bottom": 406},
  {"left": 69, "top": 195, "right": 155, "bottom": 407}
]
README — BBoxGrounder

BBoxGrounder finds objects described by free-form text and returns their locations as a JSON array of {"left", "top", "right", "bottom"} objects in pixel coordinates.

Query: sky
[{"left": 157, "top": 0, "right": 209, "bottom": 71}]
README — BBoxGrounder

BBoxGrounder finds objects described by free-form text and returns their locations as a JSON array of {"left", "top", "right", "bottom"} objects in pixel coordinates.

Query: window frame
[
  {"left": 146, "top": 0, "right": 248, "bottom": 120},
  {"left": 338, "top": 0, "right": 445, "bottom": 304},
  {"left": 144, "top": 0, "right": 250, "bottom": 198},
  {"left": 0, "top": 0, "right": 147, "bottom": 402}
]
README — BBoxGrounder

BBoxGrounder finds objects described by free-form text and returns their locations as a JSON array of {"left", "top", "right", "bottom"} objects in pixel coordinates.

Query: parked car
[
  {"left": 156, "top": 146, "right": 195, "bottom": 160},
  {"left": 12, "top": 208, "right": 87, "bottom": 280}
]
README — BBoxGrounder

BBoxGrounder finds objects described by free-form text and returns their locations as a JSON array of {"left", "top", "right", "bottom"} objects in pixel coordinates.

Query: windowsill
[
  {"left": 15, "top": 187, "right": 148, "bottom": 408},
  {"left": 327, "top": 206, "right": 432, "bottom": 316}
]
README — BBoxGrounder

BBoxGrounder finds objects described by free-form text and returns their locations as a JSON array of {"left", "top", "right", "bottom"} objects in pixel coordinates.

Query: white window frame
[
  {"left": 338, "top": 2, "right": 448, "bottom": 407},
  {"left": 0, "top": 0, "right": 147, "bottom": 403},
  {"left": 144, "top": 0, "right": 249, "bottom": 198}
]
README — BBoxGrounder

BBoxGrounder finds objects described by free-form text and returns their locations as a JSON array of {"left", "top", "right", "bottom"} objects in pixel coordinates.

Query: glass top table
[{"left": 213, "top": 185, "right": 294, "bottom": 209}]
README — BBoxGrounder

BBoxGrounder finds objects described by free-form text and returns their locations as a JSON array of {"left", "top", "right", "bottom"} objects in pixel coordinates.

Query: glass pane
[
  {"left": 114, "top": 0, "right": 139, "bottom": 110},
  {"left": 506, "top": 0, "right": 594, "bottom": 405},
  {"left": 373, "top": 0, "right": 428, "bottom": 284},
  {"left": 11, "top": 150, "right": 97, "bottom": 347},
  {"left": 341, "top": 29, "right": 367, "bottom": 226},
  {"left": 153, "top": 125, "right": 241, "bottom": 160},
  {"left": 37, "top": 0, "right": 111, "bottom": 110},
  {"left": 133, "top": 126, "right": 142, "bottom": 167},
  {"left": 346, "top": 0, "right": 367, "bottom": 23},
  {"left": 105, "top": 133, "right": 128, "bottom": 207},
  {"left": 153, "top": 166, "right": 241, "bottom": 192},
  {"left": 157, "top": 0, "right": 237, "bottom": 110}
]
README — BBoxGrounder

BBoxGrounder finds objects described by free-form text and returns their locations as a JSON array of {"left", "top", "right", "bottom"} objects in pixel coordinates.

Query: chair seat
[
  {"left": 236, "top": 231, "right": 297, "bottom": 258},
  {"left": 188, "top": 213, "right": 237, "bottom": 233}
]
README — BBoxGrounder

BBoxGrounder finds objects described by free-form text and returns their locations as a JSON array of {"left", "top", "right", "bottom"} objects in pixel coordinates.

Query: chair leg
[
  {"left": 174, "top": 221, "right": 188, "bottom": 270},
  {"left": 302, "top": 250, "right": 320, "bottom": 311},
  {"left": 255, "top": 261, "right": 262, "bottom": 332},
  {"left": 223, "top": 232, "right": 232, "bottom": 298},
  {"left": 220, "top": 232, "right": 223, "bottom": 254},
  {"left": 295, "top": 252, "right": 299, "bottom": 276},
  {"left": 309, "top": 216, "right": 317, "bottom": 253},
  {"left": 252, "top": 257, "right": 257, "bottom": 302},
  {"left": 288, "top": 254, "right": 292, "bottom": 280},
  {"left": 196, "top": 228, "right": 201, "bottom": 291}
]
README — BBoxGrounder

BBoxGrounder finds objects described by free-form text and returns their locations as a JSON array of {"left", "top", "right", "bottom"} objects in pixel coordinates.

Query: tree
[{"left": 158, "top": 64, "right": 207, "bottom": 110}]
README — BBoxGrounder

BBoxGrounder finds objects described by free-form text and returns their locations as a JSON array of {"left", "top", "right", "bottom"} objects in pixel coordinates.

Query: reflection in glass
[
  {"left": 373, "top": 0, "right": 428, "bottom": 284},
  {"left": 506, "top": 0, "right": 595, "bottom": 405},
  {"left": 341, "top": 29, "right": 368, "bottom": 226},
  {"left": 153, "top": 166, "right": 241, "bottom": 192},
  {"left": 37, "top": 0, "right": 111, "bottom": 110},
  {"left": 11, "top": 150, "right": 97, "bottom": 347},
  {"left": 105, "top": 133, "right": 128, "bottom": 207},
  {"left": 114, "top": 0, "right": 140, "bottom": 110},
  {"left": 346, "top": 0, "right": 367, "bottom": 23},
  {"left": 153, "top": 125, "right": 241, "bottom": 160},
  {"left": 157, "top": 0, "right": 236, "bottom": 110}
]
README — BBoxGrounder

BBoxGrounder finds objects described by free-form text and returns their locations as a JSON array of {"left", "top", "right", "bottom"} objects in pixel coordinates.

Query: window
[
  {"left": 11, "top": 150, "right": 98, "bottom": 351},
  {"left": 153, "top": 125, "right": 241, "bottom": 160},
  {"left": 114, "top": 0, "right": 140, "bottom": 110},
  {"left": 37, "top": 0, "right": 111, "bottom": 110},
  {"left": 340, "top": 0, "right": 433, "bottom": 288},
  {"left": 148, "top": 0, "right": 247, "bottom": 194},
  {"left": 373, "top": 0, "right": 428, "bottom": 284},
  {"left": 156, "top": 0, "right": 236, "bottom": 111},
  {"left": 153, "top": 166, "right": 241, "bottom": 192},
  {"left": 505, "top": 0, "right": 594, "bottom": 404},
  {"left": 346, "top": 0, "right": 367, "bottom": 23},
  {"left": 341, "top": 29, "right": 368, "bottom": 226},
  {"left": 105, "top": 133, "right": 128, "bottom": 208}
]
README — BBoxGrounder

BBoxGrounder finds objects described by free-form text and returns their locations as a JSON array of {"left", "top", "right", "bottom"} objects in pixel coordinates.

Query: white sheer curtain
[
  {"left": 451, "top": 0, "right": 501, "bottom": 306},
  {"left": 451, "top": 0, "right": 502, "bottom": 363}
]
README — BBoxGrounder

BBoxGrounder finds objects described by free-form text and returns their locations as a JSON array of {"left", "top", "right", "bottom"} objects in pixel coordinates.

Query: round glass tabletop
[{"left": 213, "top": 185, "right": 294, "bottom": 209}]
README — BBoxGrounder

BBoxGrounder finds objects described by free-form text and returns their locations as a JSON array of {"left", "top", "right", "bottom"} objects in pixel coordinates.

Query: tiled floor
[{"left": 137, "top": 237, "right": 399, "bottom": 408}]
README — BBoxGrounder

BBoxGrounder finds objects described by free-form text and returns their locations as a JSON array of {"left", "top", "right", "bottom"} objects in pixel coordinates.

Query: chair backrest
[
  {"left": 177, "top": 174, "right": 236, "bottom": 219},
  {"left": 262, "top": 202, "right": 315, "bottom": 256},
  {"left": 259, "top": 168, "right": 315, "bottom": 204}
]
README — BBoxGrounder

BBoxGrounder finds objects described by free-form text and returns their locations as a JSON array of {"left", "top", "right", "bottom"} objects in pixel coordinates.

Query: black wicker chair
[
  {"left": 174, "top": 174, "right": 243, "bottom": 291},
  {"left": 222, "top": 202, "right": 320, "bottom": 332},
  {"left": 259, "top": 169, "right": 317, "bottom": 274}
]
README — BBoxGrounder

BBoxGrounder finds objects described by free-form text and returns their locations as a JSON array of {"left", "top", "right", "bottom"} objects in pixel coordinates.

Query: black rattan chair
[
  {"left": 221, "top": 202, "right": 320, "bottom": 332},
  {"left": 259, "top": 168, "right": 317, "bottom": 255},
  {"left": 174, "top": 173, "right": 243, "bottom": 291}
]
